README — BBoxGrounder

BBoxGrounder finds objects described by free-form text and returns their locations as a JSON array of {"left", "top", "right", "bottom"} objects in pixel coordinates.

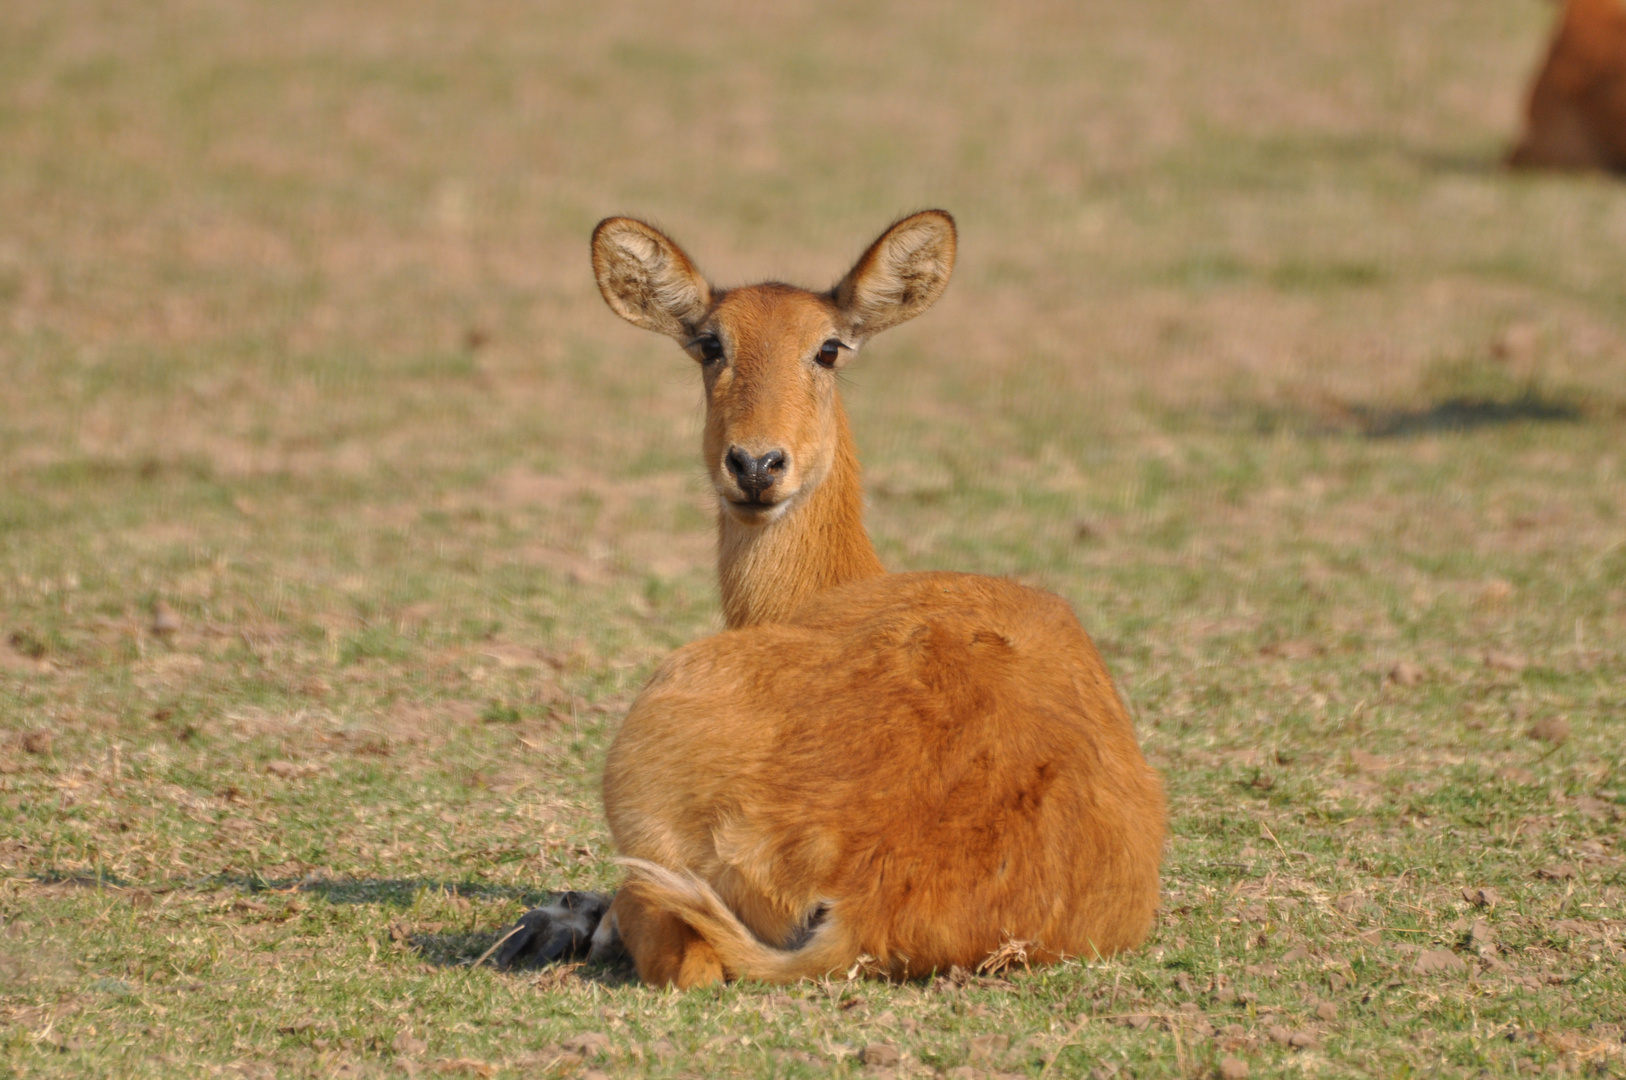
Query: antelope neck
[{"left": 716, "top": 402, "right": 885, "bottom": 628}]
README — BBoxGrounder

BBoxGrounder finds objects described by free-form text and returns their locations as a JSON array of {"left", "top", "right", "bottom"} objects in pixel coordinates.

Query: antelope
[
  {"left": 1509, "top": 0, "right": 1626, "bottom": 173},
  {"left": 495, "top": 211, "right": 1166, "bottom": 986}
]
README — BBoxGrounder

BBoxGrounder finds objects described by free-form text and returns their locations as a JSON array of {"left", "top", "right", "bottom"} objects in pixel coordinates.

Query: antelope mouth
[{"left": 723, "top": 494, "right": 793, "bottom": 524}]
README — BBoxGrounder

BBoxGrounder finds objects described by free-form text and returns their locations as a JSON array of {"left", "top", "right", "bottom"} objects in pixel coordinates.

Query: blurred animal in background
[
  {"left": 1509, "top": 0, "right": 1626, "bottom": 172},
  {"left": 493, "top": 212, "right": 1167, "bottom": 987}
]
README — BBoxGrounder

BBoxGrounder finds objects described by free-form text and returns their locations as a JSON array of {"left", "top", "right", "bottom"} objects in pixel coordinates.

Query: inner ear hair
[
  {"left": 834, "top": 210, "right": 957, "bottom": 338},
  {"left": 592, "top": 218, "right": 713, "bottom": 339}
]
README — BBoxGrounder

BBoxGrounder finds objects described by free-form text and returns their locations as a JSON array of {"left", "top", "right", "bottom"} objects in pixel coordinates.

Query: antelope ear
[
  {"left": 834, "top": 210, "right": 956, "bottom": 338},
  {"left": 591, "top": 218, "right": 713, "bottom": 339}
]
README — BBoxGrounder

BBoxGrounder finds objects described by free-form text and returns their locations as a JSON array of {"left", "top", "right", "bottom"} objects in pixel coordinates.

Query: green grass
[{"left": 2, "top": 0, "right": 1624, "bottom": 1076}]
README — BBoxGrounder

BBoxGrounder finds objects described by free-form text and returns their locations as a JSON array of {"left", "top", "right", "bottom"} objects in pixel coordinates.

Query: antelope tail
[{"left": 616, "top": 858, "right": 860, "bottom": 983}]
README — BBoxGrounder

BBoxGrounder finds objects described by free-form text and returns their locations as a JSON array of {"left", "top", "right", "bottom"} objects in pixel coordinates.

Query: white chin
[{"left": 722, "top": 497, "right": 792, "bottom": 525}]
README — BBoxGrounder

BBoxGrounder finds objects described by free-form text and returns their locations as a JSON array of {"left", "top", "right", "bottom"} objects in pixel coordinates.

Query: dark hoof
[{"left": 493, "top": 891, "right": 610, "bottom": 970}]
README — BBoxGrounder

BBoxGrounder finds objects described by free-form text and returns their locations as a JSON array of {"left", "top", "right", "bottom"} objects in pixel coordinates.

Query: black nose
[{"left": 725, "top": 447, "right": 787, "bottom": 497}]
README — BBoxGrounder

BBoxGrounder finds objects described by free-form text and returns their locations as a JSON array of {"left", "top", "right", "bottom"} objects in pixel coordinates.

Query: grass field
[{"left": 3, "top": 1, "right": 1625, "bottom": 1076}]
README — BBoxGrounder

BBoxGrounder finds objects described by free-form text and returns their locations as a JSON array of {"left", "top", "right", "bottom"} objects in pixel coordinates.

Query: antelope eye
[
  {"left": 816, "top": 339, "right": 843, "bottom": 368},
  {"left": 696, "top": 335, "right": 725, "bottom": 364}
]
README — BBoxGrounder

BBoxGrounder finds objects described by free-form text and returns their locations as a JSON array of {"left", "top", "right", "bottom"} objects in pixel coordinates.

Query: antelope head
[{"left": 591, "top": 211, "right": 957, "bottom": 527}]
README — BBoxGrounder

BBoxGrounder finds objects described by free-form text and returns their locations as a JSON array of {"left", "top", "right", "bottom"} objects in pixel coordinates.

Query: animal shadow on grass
[
  {"left": 408, "top": 933, "right": 634, "bottom": 985},
  {"left": 142, "top": 873, "right": 555, "bottom": 909},
  {"left": 287, "top": 876, "right": 548, "bottom": 908},
  {"left": 290, "top": 878, "right": 633, "bottom": 982},
  {"left": 203, "top": 874, "right": 627, "bottom": 980},
  {"left": 1217, "top": 131, "right": 1505, "bottom": 180},
  {"left": 35, "top": 869, "right": 628, "bottom": 980},
  {"left": 1402, "top": 145, "right": 1512, "bottom": 178},
  {"left": 1352, "top": 394, "right": 1583, "bottom": 438},
  {"left": 1282, "top": 128, "right": 1554, "bottom": 178},
  {"left": 407, "top": 925, "right": 636, "bottom": 984},
  {"left": 1250, "top": 391, "right": 1584, "bottom": 438}
]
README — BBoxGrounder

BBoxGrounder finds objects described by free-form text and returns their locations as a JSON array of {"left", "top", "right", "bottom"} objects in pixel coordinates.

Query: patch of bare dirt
[{"left": 0, "top": 634, "right": 52, "bottom": 674}]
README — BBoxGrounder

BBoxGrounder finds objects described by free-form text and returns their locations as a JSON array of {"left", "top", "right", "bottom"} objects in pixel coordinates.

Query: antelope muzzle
[{"left": 724, "top": 446, "right": 788, "bottom": 504}]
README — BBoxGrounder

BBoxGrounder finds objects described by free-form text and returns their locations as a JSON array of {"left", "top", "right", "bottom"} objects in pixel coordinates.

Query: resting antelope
[
  {"left": 495, "top": 211, "right": 1166, "bottom": 986},
  {"left": 1509, "top": 0, "right": 1626, "bottom": 173}
]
